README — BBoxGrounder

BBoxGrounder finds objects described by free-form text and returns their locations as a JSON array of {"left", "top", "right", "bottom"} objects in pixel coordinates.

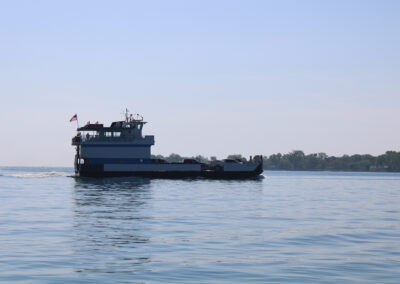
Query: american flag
[{"left": 70, "top": 114, "right": 78, "bottom": 122}]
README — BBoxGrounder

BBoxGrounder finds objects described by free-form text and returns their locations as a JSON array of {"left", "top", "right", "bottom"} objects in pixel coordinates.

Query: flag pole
[{"left": 76, "top": 114, "right": 79, "bottom": 129}]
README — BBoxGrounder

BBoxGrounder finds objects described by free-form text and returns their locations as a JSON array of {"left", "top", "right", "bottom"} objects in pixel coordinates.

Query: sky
[{"left": 0, "top": 0, "right": 399, "bottom": 166}]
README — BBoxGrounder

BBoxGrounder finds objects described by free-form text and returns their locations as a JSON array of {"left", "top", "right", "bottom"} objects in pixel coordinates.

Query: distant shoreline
[{"left": 1, "top": 150, "right": 399, "bottom": 173}]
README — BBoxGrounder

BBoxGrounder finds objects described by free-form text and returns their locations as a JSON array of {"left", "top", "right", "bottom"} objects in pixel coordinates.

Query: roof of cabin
[{"left": 77, "top": 121, "right": 146, "bottom": 132}]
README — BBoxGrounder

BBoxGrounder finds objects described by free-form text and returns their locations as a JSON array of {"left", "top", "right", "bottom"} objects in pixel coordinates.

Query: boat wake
[{"left": 1, "top": 172, "right": 73, "bottom": 178}]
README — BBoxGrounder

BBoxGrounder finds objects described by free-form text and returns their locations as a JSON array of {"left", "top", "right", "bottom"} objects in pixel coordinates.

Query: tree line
[
  {"left": 262, "top": 150, "right": 400, "bottom": 172},
  {"left": 152, "top": 150, "right": 400, "bottom": 172}
]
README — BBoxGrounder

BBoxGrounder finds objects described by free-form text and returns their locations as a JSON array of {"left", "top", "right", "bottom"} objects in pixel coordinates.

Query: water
[{"left": 1, "top": 167, "right": 400, "bottom": 283}]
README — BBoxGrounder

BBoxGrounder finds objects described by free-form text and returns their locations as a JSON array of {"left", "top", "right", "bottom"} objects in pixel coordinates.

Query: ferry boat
[{"left": 71, "top": 111, "right": 263, "bottom": 179}]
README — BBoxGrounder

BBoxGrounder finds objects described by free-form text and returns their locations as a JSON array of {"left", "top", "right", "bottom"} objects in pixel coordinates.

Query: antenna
[{"left": 125, "top": 108, "right": 129, "bottom": 122}]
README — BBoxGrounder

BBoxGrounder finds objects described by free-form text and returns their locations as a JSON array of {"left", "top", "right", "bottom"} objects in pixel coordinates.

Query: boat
[{"left": 71, "top": 110, "right": 263, "bottom": 179}]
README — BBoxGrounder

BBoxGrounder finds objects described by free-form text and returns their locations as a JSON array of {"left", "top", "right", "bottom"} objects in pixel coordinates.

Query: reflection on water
[
  {"left": 72, "top": 177, "right": 152, "bottom": 274},
  {"left": 71, "top": 177, "right": 265, "bottom": 277}
]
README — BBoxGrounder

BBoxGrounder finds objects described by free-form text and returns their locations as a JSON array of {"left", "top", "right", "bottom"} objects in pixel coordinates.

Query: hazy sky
[{"left": 0, "top": 0, "right": 399, "bottom": 166}]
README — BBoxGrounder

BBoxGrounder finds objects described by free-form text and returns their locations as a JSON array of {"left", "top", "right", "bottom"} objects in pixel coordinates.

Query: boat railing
[
  {"left": 84, "top": 135, "right": 136, "bottom": 142},
  {"left": 73, "top": 134, "right": 138, "bottom": 143},
  {"left": 72, "top": 133, "right": 154, "bottom": 145}
]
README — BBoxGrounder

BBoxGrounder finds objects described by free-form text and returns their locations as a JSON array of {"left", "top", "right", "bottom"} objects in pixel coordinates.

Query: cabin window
[
  {"left": 105, "top": 132, "right": 112, "bottom": 137},
  {"left": 114, "top": 132, "right": 121, "bottom": 137}
]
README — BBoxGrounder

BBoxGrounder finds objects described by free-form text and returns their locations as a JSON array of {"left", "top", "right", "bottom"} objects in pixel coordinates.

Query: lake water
[{"left": 1, "top": 167, "right": 400, "bottom": 283}]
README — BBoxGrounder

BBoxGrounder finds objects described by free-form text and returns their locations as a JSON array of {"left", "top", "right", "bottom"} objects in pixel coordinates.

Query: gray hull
[{"left": 77, "top": 162, "right": 263, "bottom": 179}]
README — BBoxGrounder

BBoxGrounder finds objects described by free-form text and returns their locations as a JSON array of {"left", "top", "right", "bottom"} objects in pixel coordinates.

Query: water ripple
[{"left": 1, "top": 168, "right": 400, "bottom": 282}]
